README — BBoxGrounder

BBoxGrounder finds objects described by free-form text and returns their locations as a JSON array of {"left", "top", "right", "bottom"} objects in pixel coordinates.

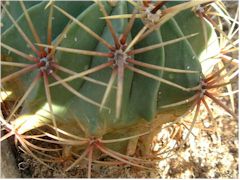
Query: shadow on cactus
[{"left": 0, "top": 0, "right": 238, "bottom": 178}]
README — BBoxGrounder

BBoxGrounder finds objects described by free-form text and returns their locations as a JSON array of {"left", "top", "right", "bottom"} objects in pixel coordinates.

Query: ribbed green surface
[
  {"left": 1, "top": 1, "right": 41, "bottom": 33},
  {"left": 1, "top": 1, "right": 219, "bottom": 138},
  {"left": 1, "top": 1, "right": 92, "bottom": 99}
]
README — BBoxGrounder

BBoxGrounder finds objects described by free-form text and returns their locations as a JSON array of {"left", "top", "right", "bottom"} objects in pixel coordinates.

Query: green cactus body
[
  {"left": 157, "top": 3, "right": 219, "bottom": 120},
  {"left": 1, "top": 1, "right": 40, "bottom": 33},
  {"left": 1, "top": 1, "right": 220, "bottom": 156},
  {"left": 1, "top": 1, "right": 92, "bottom": 98}
]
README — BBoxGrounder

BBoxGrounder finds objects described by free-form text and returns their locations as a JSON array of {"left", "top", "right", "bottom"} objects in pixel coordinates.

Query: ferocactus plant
[{"left": 1, "top": 0, "right": 238, "bottom": 178}]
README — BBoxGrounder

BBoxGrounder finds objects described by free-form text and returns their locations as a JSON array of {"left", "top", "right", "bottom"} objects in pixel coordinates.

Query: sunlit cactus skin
[
  {"left": 2, "top": 0, "right": 236, "bottom": 177},
  {"left": 2, "top": 2, "right": 216, "bottom": 141}
]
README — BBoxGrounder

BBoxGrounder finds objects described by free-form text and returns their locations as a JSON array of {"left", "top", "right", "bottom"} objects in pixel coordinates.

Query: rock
[{"left": 0, "top": 140, "right": 20, "bottom": 178}]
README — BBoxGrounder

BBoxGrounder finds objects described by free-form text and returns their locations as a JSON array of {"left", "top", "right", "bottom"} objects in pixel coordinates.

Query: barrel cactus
[{"left": 1, "top": 0, "right": 237, "bottom": 178}]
